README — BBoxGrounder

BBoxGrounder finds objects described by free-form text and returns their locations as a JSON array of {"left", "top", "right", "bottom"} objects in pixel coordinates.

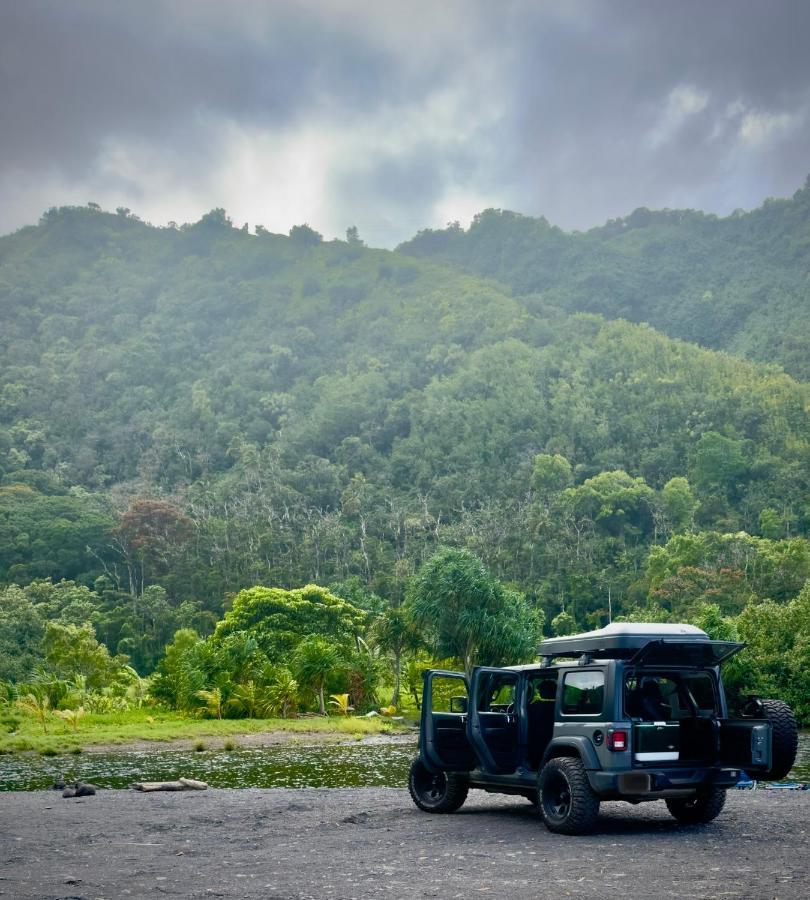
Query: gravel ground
[{"left": 1, "top": 788, "right": 807, "bottom": 899}]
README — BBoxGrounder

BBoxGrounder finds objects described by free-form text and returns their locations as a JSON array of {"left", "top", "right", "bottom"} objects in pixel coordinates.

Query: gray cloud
[{"left": 1, "top": 0, "right": 808, "bottom": 245}]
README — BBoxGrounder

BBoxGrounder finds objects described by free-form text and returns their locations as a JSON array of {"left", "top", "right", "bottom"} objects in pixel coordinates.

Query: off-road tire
[
  {"left": 666, "top": 786, "right": 726, "bottom": 825},
  {"left": 755, "top": 699, "right": 799, "bottom": 781},
  {"left": 537, "top": 757, "right": 600, "bottom": 835},
  {"left": 408, "top": 758, "right": 468, "bottom": 813}
]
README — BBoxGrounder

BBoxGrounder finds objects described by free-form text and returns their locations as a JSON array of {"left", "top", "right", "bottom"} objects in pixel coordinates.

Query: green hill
[
  {"left": 1, "top": 204, "right": 809, "bottom": 646},
  {"left": 399, "top": 177, "right": 810, "bottom": 380}
]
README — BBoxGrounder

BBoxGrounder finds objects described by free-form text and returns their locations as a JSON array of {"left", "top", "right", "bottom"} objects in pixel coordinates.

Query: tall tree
[{"left": 408, "top": 548, "right": 541, "bottom": 673}]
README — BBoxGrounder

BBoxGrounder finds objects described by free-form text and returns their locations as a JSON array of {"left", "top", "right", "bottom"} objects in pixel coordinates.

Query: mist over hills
[{"left": 400, "top": 176, "right": 810, "bottom": 380}]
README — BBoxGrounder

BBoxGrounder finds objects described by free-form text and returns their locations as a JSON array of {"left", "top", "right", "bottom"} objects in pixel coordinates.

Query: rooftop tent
[{"left": 538, "top": 623, "right": 744, "bottom": 666}]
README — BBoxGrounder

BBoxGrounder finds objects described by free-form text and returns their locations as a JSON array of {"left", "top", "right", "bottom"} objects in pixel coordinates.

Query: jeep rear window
[{"left": 561, "top": 671, "right": 604, "bottom": 715}]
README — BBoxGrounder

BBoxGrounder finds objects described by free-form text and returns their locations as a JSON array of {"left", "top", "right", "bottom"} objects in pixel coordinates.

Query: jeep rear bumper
[{"left": 588, "top": 766, "right": 742, "bottom": 799}]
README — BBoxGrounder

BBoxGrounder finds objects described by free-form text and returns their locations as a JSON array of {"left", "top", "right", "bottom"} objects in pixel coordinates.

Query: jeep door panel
[
  {"left": 421, "top": 670, "right": 476, "bottom": 772},
  {"left": 468, "top": 668, "right": 520, "bottom": 774}
]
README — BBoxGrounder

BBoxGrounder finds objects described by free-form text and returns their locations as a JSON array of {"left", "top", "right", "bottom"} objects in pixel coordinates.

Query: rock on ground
[{"left": 0, "top": 788, "right": 807, "bottom": 899}]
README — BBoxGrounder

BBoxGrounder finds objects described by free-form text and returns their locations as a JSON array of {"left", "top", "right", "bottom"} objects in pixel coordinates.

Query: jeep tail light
[{"left": 607, "top": 730, "right": 627, "bottom": 751}]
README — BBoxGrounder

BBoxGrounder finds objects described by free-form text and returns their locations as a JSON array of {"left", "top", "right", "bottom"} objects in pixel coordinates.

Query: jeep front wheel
[
  {"left": 408, "top": 758, "right": 468, "bottom": 813},
  {"left": 537, "top": 757, "right": 600, "bottom": 835},
  {"left": 666, "top": 786, "right": 726, "bottom": 825}
]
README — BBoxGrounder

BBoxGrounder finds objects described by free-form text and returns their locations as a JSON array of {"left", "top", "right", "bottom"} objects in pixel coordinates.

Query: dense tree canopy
[
  {"left": 399, "top": 178, "right": 810, "bottom": 380},
  {"left": 1, "top": 198, "right": 810, "bottom": 722},
  {"left": 212, "top": 584, "right": 366, "bottom": 662}
]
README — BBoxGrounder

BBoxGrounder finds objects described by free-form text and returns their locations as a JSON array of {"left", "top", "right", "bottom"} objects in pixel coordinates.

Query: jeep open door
[
  {"left": 420, "top": 670, "right": 476, "bottom": 772},
  {"left": 468, "top": 667, "right": 521, "bottom": 774}
]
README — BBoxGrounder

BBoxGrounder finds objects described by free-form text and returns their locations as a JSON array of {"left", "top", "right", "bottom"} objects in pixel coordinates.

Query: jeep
[{"left": 408, "top": 623, "right": 799, "bottom": 834}]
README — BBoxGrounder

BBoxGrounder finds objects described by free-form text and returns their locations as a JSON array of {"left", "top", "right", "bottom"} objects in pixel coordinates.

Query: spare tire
[{"left": 743, "top": 698, "right": 799, "bottom": 781}]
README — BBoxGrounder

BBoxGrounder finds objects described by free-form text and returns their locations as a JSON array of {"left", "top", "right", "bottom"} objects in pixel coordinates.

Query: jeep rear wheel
[
  {"left": 537, "top": 757, "right": 600, "bottom": 835},
  {"left": 408, "top": 758, "right": 468, "bottom": 813},
  {"left": 666, "top": 786, "right": 726, "bottom": 825}
]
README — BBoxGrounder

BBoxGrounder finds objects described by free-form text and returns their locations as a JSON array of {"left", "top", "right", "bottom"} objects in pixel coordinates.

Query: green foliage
[
  {"left": 195, "top": 687, "right": 224, "bottom": 719},
  {"left": 262, "top": 667, "right": 299, "bottom": 718},
  {"left": 213, "top": 585, "right": 366, "bottom": 662},
  {"left": 0, "top": 585, "right": 45, "bottom": 681},
  {"left": 1, "top": 201, "right": 810, "bottom": 722},
  {"left": 0, "top": 484, "right": 113, "bottom": 584},
  {"left": 225, "top": 680, "right": 267, "bottom": 719},
  {"left": 53, "top": 706, "right": 86, "bottom": 732},
  {"left": 647, "top": 531, "right": 810, "bottom": 617},
  {"left": 369, "top": 606, "right": 422, "bottom": 705},
  {"left": 16, "top": 692, "right": 50, "bottom": 733},
  {"left": 398, "top": 183, "right": 810, "bottom": 380},
  {"left": 692, "top": 432, "right": 748, "bottom": 494},
  {"left": 150, "top": 628, "right": 208, "bottom": 711},
  {"left": 408, "top": 548, "right": 541, "bottom": 672},
  {"left": 292, "top": 636, "right": 342, "bottom": 715},
  {"left": 328, "top": 693, "right": 352, "bottom": 715},
  {"left": 532, "top": 454, "right": 573, "bottom": 495},
  {"left": 551, "top": 610, "right": 577, "bottom": 636},
  {"left": 660, "top": 477, "right": 698, "bottom": 535},
  {"left": 736, "top": 583, "right": 810, "bottom": 722},
  {"left": 42, "top": 622, "right": 127, "bottom": 691}
]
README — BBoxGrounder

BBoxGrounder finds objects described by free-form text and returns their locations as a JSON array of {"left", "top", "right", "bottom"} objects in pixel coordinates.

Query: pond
[
  {"left": 0, "top": 742, "right": 418, "bottom": 792},
  {"left": 1, "top": 732, "right": 808, "bottom": 792}
]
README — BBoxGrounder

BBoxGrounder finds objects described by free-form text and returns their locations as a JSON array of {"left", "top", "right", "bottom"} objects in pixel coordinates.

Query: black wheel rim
[
  {"left": 413, "top": 765, "right": 448, "bottom": 805},
  {"left": 543, "top": 771, "right": 571, "bottom": 820}
]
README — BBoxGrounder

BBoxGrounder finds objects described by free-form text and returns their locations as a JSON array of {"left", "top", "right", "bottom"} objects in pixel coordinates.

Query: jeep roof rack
[{"left": 538, "top": 622, "right": 710, "bottom": 661}]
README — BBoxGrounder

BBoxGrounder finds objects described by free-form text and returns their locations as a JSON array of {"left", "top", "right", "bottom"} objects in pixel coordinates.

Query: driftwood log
[{"left": 132, "top": 778, "right": 208, "bottom": 792}]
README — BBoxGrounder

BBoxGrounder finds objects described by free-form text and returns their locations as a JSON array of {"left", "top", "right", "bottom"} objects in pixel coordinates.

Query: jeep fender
[{"left": 541, "top": 737, "right": 601, "bottom": 770}]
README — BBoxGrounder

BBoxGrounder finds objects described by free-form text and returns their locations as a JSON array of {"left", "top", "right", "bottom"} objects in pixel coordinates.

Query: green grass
[{"left": 0, "top": 707, "right": 410, "bottom": 755}]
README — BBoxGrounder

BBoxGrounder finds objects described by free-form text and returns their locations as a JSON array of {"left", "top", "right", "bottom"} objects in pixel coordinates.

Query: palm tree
[
  {"left": 17, "top": 692, "right": 51, "bottom": 733},
  {"left": 226, "top": 681, "right": 264, "bottom": 719},
  {"left": 195, "top": 687, "right": 224, "bottom": 719},
  {"left": 122, "top": 666, "right": 149, "bottom": 709},
  {"left": 264, "top": 670, "right": 299, "bottom": 719},
  {"left": 54, "top": 707, "right": 86, "bottom": 732},
  {"left": 328, "top": 693, "right": 353, "bottom": 716},
  {"left": 293, "top": 637, "right": 340, "bottom": 716},
  {"left": 370, "top": 606, "right": 422, "bottom": 706}
]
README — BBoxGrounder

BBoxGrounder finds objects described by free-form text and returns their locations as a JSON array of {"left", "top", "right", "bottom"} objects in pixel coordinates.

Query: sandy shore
[{"left": 0, "top": 787, "right": 807, "bottom": 899}]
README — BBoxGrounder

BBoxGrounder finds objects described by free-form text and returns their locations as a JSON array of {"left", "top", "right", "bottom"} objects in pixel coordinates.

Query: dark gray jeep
[{"left": 408, "top": 623, "right": 799, "bottom": 834}]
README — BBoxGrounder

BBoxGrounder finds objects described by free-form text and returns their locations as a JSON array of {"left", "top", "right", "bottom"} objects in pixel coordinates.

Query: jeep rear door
[
  {"left": 629, "top": 639, "right": 744, "bottom": 668},
  {"left": 718, "top": 720, "right": 772, "bottom": 770},
  {"left": 421, "top": 670, "right": 476, "bottom": 772}
]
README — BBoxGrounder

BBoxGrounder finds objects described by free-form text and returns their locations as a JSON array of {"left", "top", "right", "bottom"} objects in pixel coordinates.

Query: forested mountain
[
  {"left": 1, "top": 203, "right": 810, "bottom": 688},
  {"left": 399, "top": 177, "right": 810, "bottom": 380}
]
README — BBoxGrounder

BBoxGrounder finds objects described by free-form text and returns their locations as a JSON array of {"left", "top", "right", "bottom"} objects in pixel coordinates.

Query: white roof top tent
[{"left": 538, "top": 622, "right": 744, "bottom": 667}]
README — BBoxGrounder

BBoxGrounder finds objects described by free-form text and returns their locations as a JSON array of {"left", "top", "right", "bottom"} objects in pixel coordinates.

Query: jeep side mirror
[{"left": 450, "top": 696, "right": 468, "bottom": 714}]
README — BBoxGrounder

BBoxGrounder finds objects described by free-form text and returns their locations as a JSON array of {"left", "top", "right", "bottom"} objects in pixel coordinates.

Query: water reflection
[
  {"left": 0, "top": 742, "right": 417, "bottom": 792},
  {"left": 1, "top": 731, "right": 807, "bottom": 792}
]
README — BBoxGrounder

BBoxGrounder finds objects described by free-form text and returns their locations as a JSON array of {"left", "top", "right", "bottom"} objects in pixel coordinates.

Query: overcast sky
[{"left": 1, "top": 0, "right": 809, "bottom": 246}]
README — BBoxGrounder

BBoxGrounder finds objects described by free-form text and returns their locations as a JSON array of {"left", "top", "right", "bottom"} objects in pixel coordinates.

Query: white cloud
[
  {"left": 647, "top": 85, "right": 709, "bottom": 148},
  {"left": 739, "top": 109, "right": 802, "bottom": 145},
  {"left": 26, "top": 67, "right": 509, "bottom": 246}
]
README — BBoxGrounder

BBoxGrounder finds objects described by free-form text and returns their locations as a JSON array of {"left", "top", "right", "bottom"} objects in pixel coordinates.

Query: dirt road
[{"left": 1, "top": 788, "right": 807, "bottom": 899}]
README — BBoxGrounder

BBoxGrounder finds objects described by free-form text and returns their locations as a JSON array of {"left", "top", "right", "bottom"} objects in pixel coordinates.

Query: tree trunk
[
  {"left": 318, "top": 681, "right": 326, "bottom": 716},
  {"left": 391, "top": 648, "right": 401, "bottom": 707}
]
